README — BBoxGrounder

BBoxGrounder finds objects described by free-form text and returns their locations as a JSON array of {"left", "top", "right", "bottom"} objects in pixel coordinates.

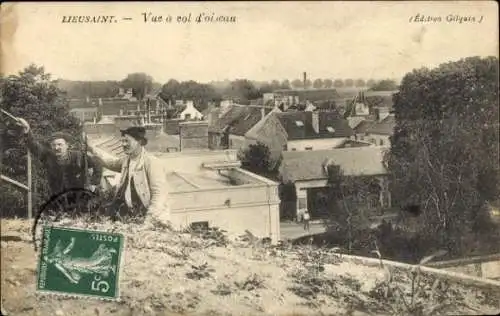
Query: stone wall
[{"left": 179, "top": 121, "right": 209, "bottom": 151}]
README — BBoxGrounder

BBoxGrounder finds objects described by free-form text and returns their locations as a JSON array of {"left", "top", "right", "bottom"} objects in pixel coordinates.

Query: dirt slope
[{"left": 1, "top": 219, "right": 499, "bottom": 316}]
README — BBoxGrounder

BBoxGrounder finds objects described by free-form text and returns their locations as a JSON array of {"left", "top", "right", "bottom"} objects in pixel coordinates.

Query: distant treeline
[{"left": 55, "top": 74, "right": 398, "bottom": 112}]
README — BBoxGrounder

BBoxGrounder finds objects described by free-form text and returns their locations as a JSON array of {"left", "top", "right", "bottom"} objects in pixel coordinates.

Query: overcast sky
[{"left": 1, "top": 1, "right": 498, "bottom": 83}]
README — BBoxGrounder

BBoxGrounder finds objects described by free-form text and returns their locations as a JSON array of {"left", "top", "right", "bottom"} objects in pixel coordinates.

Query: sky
[{"left": 1, "top": 1, "right": 498, "bottom": 84}]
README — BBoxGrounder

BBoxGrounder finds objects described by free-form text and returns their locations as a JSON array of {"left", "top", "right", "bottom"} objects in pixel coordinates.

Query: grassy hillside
[{"left": 1, "top": 218, "right": 499, "bottom": 316}]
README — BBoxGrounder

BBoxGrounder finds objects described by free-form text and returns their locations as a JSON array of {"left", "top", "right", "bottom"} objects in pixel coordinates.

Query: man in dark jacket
[{"left": 16, "top": 118, "right": 102, "bottom": 198}]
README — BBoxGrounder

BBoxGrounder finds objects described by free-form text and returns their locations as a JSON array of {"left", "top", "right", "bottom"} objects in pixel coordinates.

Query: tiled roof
[
  {"left": 209, "top": 105, "right": 246, "bottom": 133},
  {"left": 91, "top": 131, "right": 180, "bottom": 156},
  {"left": 364, "top": 90, "right": 398, "bottom": 97},
  {"left": 364, "top": 95, "right": 394, "bottom": 109},
  {"left": 101, "top": 100, "right": 141, "bottom": 115},
  {"left": 275, "top": 111, "right": 353, "bottom": 140},
  {"left": 347, "top": 117, "right": 365, "bottom": 129},
  {"left": 68, "top": 99, "right": 98, "bottom": 109},
  {"left": 244, "top": 107, "right": 283, "bottom": 140},
  {"left": 208, "top": 105, "right": 273, "bottom": 136},
  {"left": 353, "top": 120, "right": 374, "bottom": 134},
  {"left": 280, "top": 146, "right": 389, "bottom": 182},
  {"left": 229, "top": 107, "right": 273, "bottom": 137},
  {"left": 366, "top": 115, "right": 395, "bottom": 136},
  {"left": 70, "top": 107, "right": 98, "bottom": 113}
]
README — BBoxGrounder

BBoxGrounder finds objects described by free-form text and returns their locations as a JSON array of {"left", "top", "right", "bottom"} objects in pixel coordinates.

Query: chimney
[
  {"left": 312, "top": 111, "right": 319, "bottom": 134},
  {"left": 303, "top": 72, "right": 307, "bottom": 89}
]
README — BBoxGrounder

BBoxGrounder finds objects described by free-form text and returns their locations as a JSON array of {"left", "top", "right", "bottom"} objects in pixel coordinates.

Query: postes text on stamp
[{"left": 36, "top": 226, "right": 124, "bottom": 300}]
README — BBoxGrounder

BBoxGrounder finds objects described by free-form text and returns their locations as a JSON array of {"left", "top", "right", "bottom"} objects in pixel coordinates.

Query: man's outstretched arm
[
  {"left": 86, "top": 141, "right": 123, "bottom": 173},
  {"left": 16, "top": 118, "right": 49, "bottom": 160}
]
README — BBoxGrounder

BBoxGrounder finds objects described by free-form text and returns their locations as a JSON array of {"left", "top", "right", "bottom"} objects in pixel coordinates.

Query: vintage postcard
[{"left": 1, "top": 1, "right": 499, "bottom": 315}]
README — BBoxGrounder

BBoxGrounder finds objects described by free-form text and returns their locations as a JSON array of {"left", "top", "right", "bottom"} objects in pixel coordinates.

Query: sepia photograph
[{"left": 1, "top": 1, "right": 499, "bottom": 315}]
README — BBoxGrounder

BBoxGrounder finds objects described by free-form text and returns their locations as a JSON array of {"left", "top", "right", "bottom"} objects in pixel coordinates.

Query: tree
[
  {"left": 325, "top": 163, "right": 379, "bottom": 253},
  {"left": 160, "top": 79, "right": 221, "bottom": 111},
  {"left": 291, "top": 79, "right": 303, "bottom": 89},
  {"left": 355, "top": 79, "right": 366, "bottom": 87},
  {"left": 386, "top": 56, "right": 499, "bottom": 254},
  {"left": 258, "top": 83, "right": 274, "bottom": 95},
  {"left": 333, "top": 79, "right": 344, "bottom": 88},
  {"left": 370, "top": 79, "right": 398, "bottom": 91},
  {"left": 280, "top": 80, "right": 291, "bottom": 89},
  {"left": 1, "top": 64, "right": 82, "bottom": 217},
  {"left": 312, "top": 79, "right": 323, "bottom": 89},
  {"left": 238, "top": 142, "right": 281, "bottom": 178},
  {"left": 270, "top": 80, "right": 281, "bottom": 91},
  {"left": 344, "top": 79, "right": 354, "bottom": 87},
  {"left": 159, "top": 79, "right": 181, "bottom": 104},
  {"left": 366, "top": 79, "right": 376, "bottom": 88},
  {"left": 121, "top": 72, "right": 154, "bottom": 100},
  {"left": 56, "top": 80, "right": 120, "bottom": 98},
  {"left": 323, "top": 79, "right": 333, "bottom": 88},
  {"left": 224, "top": 79, "right": 260, "bottom": 103}
]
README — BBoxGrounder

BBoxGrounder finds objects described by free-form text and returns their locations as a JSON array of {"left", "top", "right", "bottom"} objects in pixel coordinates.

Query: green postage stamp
[{"left": 36, "top": 226, "right": 124, "bottom": 300}]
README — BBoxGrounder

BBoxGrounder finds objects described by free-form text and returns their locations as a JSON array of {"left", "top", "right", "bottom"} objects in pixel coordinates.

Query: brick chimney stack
[{"left": 179, "top": 121, "right": 209, "bottom": 151}]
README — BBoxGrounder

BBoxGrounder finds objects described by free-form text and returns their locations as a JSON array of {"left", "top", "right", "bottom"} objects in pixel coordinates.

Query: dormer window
[
  {"left": 295, "top": 120, "right": 304, "bottom": 127},
  {"left": 326, "top": 126, "right": 335, "bottom": 133}
]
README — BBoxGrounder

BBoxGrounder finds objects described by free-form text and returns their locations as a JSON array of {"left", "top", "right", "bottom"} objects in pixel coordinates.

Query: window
[
  {"left": 380, "top": 139, "right": 384, "bottom": 145},
  {"left": 295, "top": 120, "right": 304, "bottom": 127},
  {"left": 326, "top": 126, "right": 335, "bottom": 133},
  {"left": 291, "top": 148, "right": 297, "bottom": 151},
  {"left": 184, "top": 113, "right": 192, "bottom": 120},
  {"left": 305, "top": 147, "right": 313, "bottom": 151},
  {"left": 190, "top": 221, "right": 209, "bottom": 231}
]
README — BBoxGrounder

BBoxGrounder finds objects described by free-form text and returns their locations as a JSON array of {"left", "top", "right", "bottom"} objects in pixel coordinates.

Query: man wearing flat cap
[
  {"left": 87, "top": 126, "right": 170, "bottom": 224},
  {"left": 16, "top": 118, "right": 102, "bottom": 197}
]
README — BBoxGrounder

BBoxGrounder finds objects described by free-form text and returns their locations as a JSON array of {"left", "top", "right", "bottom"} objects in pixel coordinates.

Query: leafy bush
[{"left": 183, "top": 225, "right": 230, "bottom": 248}]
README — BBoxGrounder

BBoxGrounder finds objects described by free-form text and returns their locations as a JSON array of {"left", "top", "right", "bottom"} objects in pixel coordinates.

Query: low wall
[
  {"left": 425, "top": 253, "right": 500, "bottom": 280},
  {"left": 340, "top": 254, "right": 500, "bottom": 291}
]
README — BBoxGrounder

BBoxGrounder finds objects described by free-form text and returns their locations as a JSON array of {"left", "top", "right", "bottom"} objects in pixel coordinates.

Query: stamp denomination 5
[{"left": 36, "top": 226, "right": 124, "bottom": 300}]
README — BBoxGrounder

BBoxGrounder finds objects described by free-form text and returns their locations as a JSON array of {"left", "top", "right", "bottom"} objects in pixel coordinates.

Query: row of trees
[
  {"left": 56, "top": 72, "right": 161, "bottom": 100},
  {"left": 58, "top": 75, "right": 399, "bottom": 103},
  {"left": 159, "top": 79, "right": 221, "bottom": 109},
  {"left": 247, "top": 78, "right": 398, "bottom": 90}
]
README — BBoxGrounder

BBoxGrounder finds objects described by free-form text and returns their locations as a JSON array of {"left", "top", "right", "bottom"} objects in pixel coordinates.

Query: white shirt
[{"left": 124, "top": 149, "right": 143, "bottom": 207}]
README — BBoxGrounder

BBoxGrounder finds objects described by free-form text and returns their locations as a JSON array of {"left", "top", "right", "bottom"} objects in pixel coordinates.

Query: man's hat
[
  {"left": 49, "top": 131, "right": 72, "bottom": 143},
  {"left": 120, "top": 126, "right": 148, "bottom": 146}
]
